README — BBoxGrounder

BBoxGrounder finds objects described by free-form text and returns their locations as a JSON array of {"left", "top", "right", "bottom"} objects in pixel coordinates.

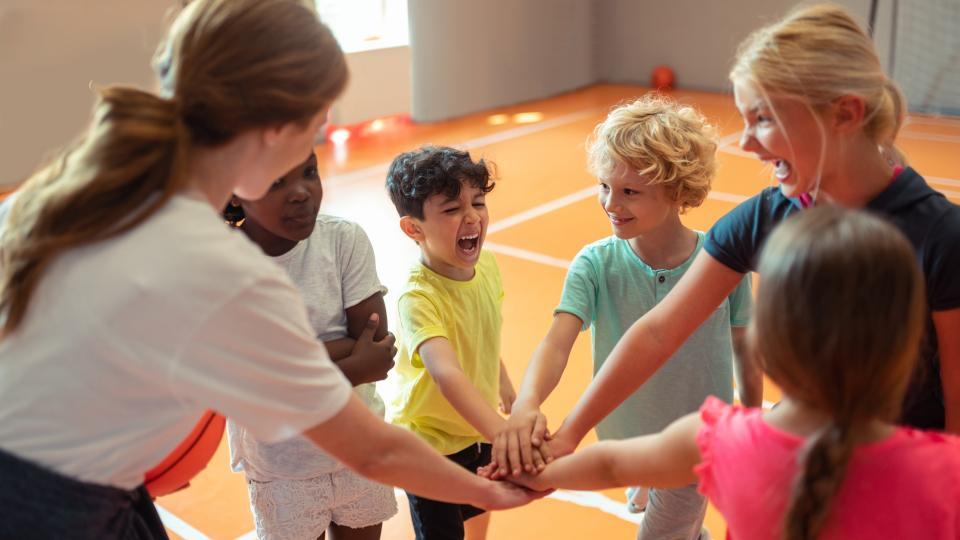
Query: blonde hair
[
  {"left": 0, "top": 0, "right": 347, "bottom": 336},
  {"left": 587, "top": 94, "right": 717, "bottom": 213},
  {"left": 731, "top": 3, "right": 905, "bottom": 154},
  {"left": 751, "top": 206, "right": 924, "bottom": 540}
]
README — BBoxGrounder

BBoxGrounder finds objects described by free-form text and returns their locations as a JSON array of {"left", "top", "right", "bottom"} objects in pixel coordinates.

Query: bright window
[{"left": 315, "top": 0, "right": 409, "bottom": 53}]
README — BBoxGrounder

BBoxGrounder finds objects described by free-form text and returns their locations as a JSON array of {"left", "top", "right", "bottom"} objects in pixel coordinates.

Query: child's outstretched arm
[
  {"left": 555, "top": 252, "right": 743, "bottom": 455},
  {"left": 732, "top": 326, "right": 763, "bottom": 408},
  {"left": 420, "top": 337, "right": 506, "bottom": 441},
  {"left": 515, "top": 412, "right": 702, "bottom": 493},
  {"left": 934, "top": 308, "right": 960, "bottom": 433},
  {"left": 324, "top": 293, "right": 396, "bottom": 386},
  {"left": 494, "top": 313, "right": 582, "bottom": 477},
  {"left": 499, "top": 359, "right": 517, "bottom": 414},
  {"left": 304, "top": 393, "right": 545, "bottom": 510}
]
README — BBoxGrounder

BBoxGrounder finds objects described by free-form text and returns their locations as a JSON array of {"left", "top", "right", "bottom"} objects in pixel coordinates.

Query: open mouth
[
  {"left": 457, "top": 233, "right": 480, "bottom": 256},
  {"left": 774, "top": 160, "right": 792, "bottom": 182},
  {"left": 608, "top": 215, "right": 634, "bottom": 226}
]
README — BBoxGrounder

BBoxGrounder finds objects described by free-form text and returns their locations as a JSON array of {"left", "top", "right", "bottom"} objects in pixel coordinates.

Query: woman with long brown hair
[{"left": 0, "top": 1, "right": 536, "bottom": 537}]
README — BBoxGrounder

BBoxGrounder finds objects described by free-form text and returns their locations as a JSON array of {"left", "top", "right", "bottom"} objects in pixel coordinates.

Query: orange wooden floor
[{"left": 157, "top": 84, "right": 960, "bottom": 540}]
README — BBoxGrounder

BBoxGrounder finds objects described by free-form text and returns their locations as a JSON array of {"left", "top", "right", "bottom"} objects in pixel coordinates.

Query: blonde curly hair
[{"left": 587, "top": 94, "right": 718, "bottom": 213}]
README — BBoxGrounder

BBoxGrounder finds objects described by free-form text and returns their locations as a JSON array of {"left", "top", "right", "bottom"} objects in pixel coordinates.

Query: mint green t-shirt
[{"left": 557, "top": 232, "right": 752, "bottom": 439}]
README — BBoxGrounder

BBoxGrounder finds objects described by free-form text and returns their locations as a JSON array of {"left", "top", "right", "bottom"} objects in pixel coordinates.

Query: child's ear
[
  {"left": 399, "top": 216, "right": 424, "bottom": 242},
  {"left": 830, "top": 95, "right": 866, "bottom": 134}
]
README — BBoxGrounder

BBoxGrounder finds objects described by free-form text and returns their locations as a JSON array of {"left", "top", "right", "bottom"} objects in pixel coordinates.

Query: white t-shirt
[
  {"left": 0, "top": 196, "right": 352, "bottom": 489},
  {"left": 228, "top": 215, "right": 386, "bottom": 480}
]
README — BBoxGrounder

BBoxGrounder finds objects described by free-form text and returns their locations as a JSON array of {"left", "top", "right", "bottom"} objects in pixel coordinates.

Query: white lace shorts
[{"left": 246, "top": 468, "right": 398, "bottom": 540}]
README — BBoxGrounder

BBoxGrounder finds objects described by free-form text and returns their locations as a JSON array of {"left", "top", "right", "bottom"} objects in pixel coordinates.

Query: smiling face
[
  {"left": 734, "top": 80, "right": 834, "bottom": 200},
  {"left": 599, "top": 164, "right": 678, "bottom": 240},
  {"left": 237, "top": 152, "right": 323, "bottom": 256},
  {"left": 402, "top": 181, "right": 489, "bottom": 281}
]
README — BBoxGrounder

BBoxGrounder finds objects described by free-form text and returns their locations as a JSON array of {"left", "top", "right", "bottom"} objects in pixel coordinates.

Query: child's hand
[
  {"left": 506, "top": 470, "right": 553, "bottom": 493},
  {"left": 475, "top": 475, "right": 551, "bottom": 510},
  {"left": 492, "top": 407, "right": 551, "bottom": 477},
  {"left": 343, "top": 314, "right": 396, "bottom": 385}
]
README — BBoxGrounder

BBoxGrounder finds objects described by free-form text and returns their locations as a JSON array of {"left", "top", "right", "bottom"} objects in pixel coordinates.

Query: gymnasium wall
[
  {"left": 407, "top": 0, "right": 597, "bottom": 122},
  {"left": 0, "top": 1, "right": 173, "bottom": 189},
  {"left": 407, "top": 0, "right": 899, "bottom": 121},
  {"left": 0, "top": 1, "right": 410, "bottom": 190}
]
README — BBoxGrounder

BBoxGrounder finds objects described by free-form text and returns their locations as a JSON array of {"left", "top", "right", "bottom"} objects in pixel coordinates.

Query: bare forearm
[
  {"left": 515, "top": 342, "right": 569, "bottom": 410},
  {"left": 563, "top": 253, "right": 742, "bottom": 442},
  {"left": 563, "top": 321, "right": 674, "bottom": 441},
  {"left": 305, "top": 396, "right": 490, "bottom": 506},
  {"left": 436, "top": 371, "right": 505, "bottom": 440},
  {"left": 534, "top": 442, "right": 621, "bottom": 491},
  {"left": 933, "top": 308, "right": 960, "bottom": 434},
  {"left": 321, "top": 338, "right": 371, "bottom": 386},
  {"left": 732, "top": 328, "right": 762, "bottom": 408},
  {"left": 324, "top": 337, "right": 357, "bottom": 361},
  {"left": 515, "top": 313, "right": 580, "bottom": 411},
  {"left": 359, "top": 423, "right": 491, "bottom": 504}
]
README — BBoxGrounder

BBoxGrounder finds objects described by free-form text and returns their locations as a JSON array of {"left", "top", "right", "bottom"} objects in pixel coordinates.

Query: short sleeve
[
  {"left": 727, "top": 272, "right": 753, "bottom": 327},
  {"left": 926, "top": 207, "right": 960, "bottom": 311},
  {"left": 704, "top": 195, "right": 765, "bottom": 274},
  {"left": 337, "top": 222, "right": 387, "bottom": 308},
  {"left": 398, "top": 291, "right": 448, "bottom": 363},
  {"left": 694, "top": 396, "right": 729, "bottom": 498},
  {"left": 555, "top": 248, "right": 598, "bottom": 331},
  {"left": 172, "top": 275, "right": 353, "bottom": 444}
]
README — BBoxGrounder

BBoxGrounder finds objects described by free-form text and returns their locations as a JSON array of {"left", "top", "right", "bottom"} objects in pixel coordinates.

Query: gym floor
[{"left": 157, "top": 84, "right": 960, "bottom": 540}]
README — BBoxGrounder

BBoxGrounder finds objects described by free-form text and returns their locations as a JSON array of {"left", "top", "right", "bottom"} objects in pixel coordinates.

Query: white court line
[
  {"left": 548, "top": 489, "right": 645, "bottom": 525},
  {"left": 717, "top": 130, "right": 743, "bottom": 148},
  {"left": 488, "top": 188, "right": 747, "bottom": 237},
  {"left": 929, "top": 176, "right": 960, "bottom": 187},
  {"left": 156, "top": 505, "right": 213, "bottom": 540},
  {"left": 905, "top": 115, "right": 960, "bottom": 128},
  {"left": 717, "top": 145, "right": 755, "bottom": 159},
  {"left": 485, "top": 242, "right": 571, "bottom": 269},
  {"left": 488, "top": 186, "right": 598, "bottom": 234},
  {"left": 899, "top": 131, "right": 960, "bottom": 144},
  {"left": 324, "top": 108, "right": 605, "bottom": 188}
]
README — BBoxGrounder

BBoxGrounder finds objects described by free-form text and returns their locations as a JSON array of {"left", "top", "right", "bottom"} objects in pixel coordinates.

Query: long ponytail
[
  {"left": 753, "top": 206, "right": 925, "bottom": 538},
  {"left": 0, "top": 0, "right": 348, "bottom": 336},
  {"left": 0, "top": 87, "right": 188, "bottom": 334},
  {"left": 783, "top": 422, "right": 857, "bottom": 540}
]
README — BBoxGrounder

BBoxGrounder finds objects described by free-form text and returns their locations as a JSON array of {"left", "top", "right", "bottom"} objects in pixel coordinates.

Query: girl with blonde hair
[{"left": 543, "top": 3, "right": 960, "bottom": 467}]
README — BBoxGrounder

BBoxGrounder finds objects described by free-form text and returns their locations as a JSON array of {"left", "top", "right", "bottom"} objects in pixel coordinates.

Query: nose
[
  {"left": 288, "top": 182, "right": 310, "bottom": 203},
  {"left": 602, "top": 191, "right": 620, "bottom": 212},
  {"left": 464, "top": 205, "right": 481, "bottom": 224},
  {"left": 740, "top": 129, "right": 760, "bottom": 153}
]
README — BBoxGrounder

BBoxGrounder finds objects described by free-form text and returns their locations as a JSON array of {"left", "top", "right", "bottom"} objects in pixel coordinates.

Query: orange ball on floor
[{"left": 651, "top": 65, "right": 675, "bottom": 91}]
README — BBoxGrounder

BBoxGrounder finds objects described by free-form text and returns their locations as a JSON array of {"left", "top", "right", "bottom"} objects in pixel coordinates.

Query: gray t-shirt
[
  {"left": 228, "top": 215, "right": 387, "bottom": 480},
  {"left": 557, "top": 232, "right": 752, "bottom": 439}
]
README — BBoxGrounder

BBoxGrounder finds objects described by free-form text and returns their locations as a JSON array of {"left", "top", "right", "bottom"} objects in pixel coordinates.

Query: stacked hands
[{"left": 480, "top": 406, "right": 578, "bottom": 494}]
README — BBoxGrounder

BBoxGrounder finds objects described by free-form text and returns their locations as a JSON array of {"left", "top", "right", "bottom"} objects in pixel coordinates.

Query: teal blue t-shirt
[{"left": 557, "top": 232, "right": 752, "bottom": 439}]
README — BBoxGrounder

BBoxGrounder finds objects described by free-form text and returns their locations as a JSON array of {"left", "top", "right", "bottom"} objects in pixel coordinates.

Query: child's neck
[
  {"left": 420, "top": 252, "right": 476, "bottom": 282},
  {"left": 764, "top": 398, "right": 895, "bottom": 445},
  {"left": 626, "top": 214, "right": 698, "bottom": 270},
  {"left": 241, "top": 222, "right": 299, "bottom": 257}
]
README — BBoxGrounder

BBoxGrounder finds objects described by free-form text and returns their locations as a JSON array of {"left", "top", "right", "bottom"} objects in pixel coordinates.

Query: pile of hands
[{"left": 480, "top": 404, "right": 579, "bottom": 493}]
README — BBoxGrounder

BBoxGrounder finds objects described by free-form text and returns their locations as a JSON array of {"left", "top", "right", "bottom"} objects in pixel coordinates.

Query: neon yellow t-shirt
[{"left": 390, "top": 250, "right": 503, "bottom": 455}]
